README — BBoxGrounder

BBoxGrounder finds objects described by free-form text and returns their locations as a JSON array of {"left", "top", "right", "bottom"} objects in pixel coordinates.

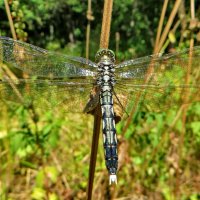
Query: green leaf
[
  {"left": 35, "top": 170, "right": 45, "bottom": 188},
  {"left": 31, "top": 187, "right": 46, "bottom": 200},
  {"left": 132, "top": 156, "right": 143, "bottom": 165},
  {"left": 20, "top": 160, "right": 38, "bottom": 169},
  {"left": 49, "top": 193, "right": 58, "bottom": 200},
  {"left": 44, "top": 166, "right": 59, "bottom": 184},
  {"left": 191, "top": 121, "right": 200, "bottom": 135}
]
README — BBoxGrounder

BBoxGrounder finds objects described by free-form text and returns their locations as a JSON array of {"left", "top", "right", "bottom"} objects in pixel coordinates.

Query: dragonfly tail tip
[{"left": 109, "top": 174, "right": 117, "bottom": 185}]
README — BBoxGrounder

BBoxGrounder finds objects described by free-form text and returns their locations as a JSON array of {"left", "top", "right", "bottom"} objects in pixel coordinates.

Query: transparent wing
[
  {"left": 114, "top": 47, "right": 200, "bottom": 113},
  {"left": 115, "top": 47, "right": 200, "bottom": 81},
  {"left": 0, "top": 37, "right": 97, "bottom": 78},
  {"left": 114, "top": 82, "right": 199, "bottom": 114},
  {"left": 0, "top": 78, "right": 98, "bottom": 113}
]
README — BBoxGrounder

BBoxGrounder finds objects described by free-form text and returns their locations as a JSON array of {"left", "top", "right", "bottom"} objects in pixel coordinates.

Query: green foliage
[
  {"left": 0, "top": 0, "right": 200, "bottom": 199},
  {"left": 4, "top": 105, "right": 61, "bottom": 159},
  {"left": 0, "top": 0, "right": 165, "bottom": 58}
]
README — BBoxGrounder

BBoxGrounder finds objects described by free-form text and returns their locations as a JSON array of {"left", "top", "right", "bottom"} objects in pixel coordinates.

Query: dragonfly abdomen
[{"left": 100, "top": 89, "right": 118, "bottom": 184}]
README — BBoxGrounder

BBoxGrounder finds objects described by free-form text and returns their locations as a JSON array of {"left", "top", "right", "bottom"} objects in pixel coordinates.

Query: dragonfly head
[{"left": 95, "top": 49, "right": 115, "bottom": 64}]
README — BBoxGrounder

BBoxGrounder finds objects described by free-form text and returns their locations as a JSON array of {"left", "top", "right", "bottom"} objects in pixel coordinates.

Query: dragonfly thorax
[
  {"left": 97, "top": 63, "right": 115, "bottom": 87},
  {"left": 95, "top": 50, "right": 116, "bottom": 86}
]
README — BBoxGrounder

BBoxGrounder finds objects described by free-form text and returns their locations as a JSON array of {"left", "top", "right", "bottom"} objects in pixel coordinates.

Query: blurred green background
[{"left": 0, "top": 0, "right": 200, "bottom": 199}]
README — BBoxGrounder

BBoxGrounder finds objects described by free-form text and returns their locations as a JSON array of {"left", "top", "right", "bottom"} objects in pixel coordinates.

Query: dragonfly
[{"left": 0, "top": 37, "right": 199, "bottom": 184}]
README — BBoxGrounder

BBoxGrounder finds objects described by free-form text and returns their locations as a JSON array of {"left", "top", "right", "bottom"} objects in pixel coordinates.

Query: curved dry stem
[
  {"left": 100, "top": 0, "right": 113, "bottom": 49},
  {"left": 4, "top": 0, "right": 17, "bottom": 39}
]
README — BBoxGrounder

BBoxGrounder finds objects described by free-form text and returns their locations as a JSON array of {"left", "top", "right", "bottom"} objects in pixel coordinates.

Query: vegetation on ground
[{"left": 0, "top": 0, "right": 200, "bottom": 199}]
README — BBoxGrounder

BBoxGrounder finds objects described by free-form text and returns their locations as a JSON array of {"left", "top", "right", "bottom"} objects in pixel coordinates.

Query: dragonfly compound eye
[{"left": 95, "top": 49, "right": 115, "bottom": 63}]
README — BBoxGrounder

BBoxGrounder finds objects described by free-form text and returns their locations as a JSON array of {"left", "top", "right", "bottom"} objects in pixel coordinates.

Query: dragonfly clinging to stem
[{"left": 0, "top": 37, "right": 199, "bottom": 184}]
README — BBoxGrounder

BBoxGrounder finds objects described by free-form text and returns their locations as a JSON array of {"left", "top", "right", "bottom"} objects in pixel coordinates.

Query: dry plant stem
[
  {"left": 93, "top": 170, "right": 108, "bottom": 199},
  {"left": 86, "top": 107, "right": 101, "bottom": 200},
  {"left": 154, "top": 0, "right": 169, "bottom": 53},
  {"left": 1, "top": 65, "right": 28, "bottom": 116},
  {"left": 4, "top": 0, "right": 17, "bottom": 39},
  {"left": 2, "top": 107, "right": 14, "bottom": 192},
  {"left": 190, "top": 0, "right": 195, "bottom": 19},
  {"left": 115, "top": 32, "right": 120, "bottom": 58},
  {"left": 175, "top": 0, "right": 195, "bottom": 195},
  {"left": 3, "top": 0, "right": 27, "bottom": 109},
  {"left": 169, "top": 105, "right": 185, "bottom": 129},
  {"left": 122, "top": 0, "right": 173, "bottom": 135},
  {"left": 178, "top": 1, "right": 187, "bottom": 44},
  {"left": 157, "top": 0, "right": 182, "bottom": 52},
  {"left": 160, "top": 20, "right": 180, "bottom": 53},
  {"left": 2, "top": 64, "right": 18, "bottom": 80},
  {"left": 86, "top": 21, "right": 91, "bottom": 60},
  {"left": 3, "top": 76, "right": 24, "bottom": 103},
  {"left": 181, "top": 39, "right": 194, "bottom": 127},
  {"left": 122, "top": 0, "right": 182, "bottom": 136},
  {"left": 50, "top": 151, "right": 70, "bottom": 189},
  {"left": 86, "top": 0, "right": 93, "bottom": 59},
  {"left": 93, "top": 171, "right": 106, "bottom": 193},
  {"left": 100, "top": 0, "right": 113, "bottom": 49},
  {"left": 87, "top": 0, "right": 113, "bottom": 198},
  {"left": 175, "top": 37, "right": 194, "bottom": 197},
  {"left": 121, "top": 70, "right": 152, "bottom": 136}
]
